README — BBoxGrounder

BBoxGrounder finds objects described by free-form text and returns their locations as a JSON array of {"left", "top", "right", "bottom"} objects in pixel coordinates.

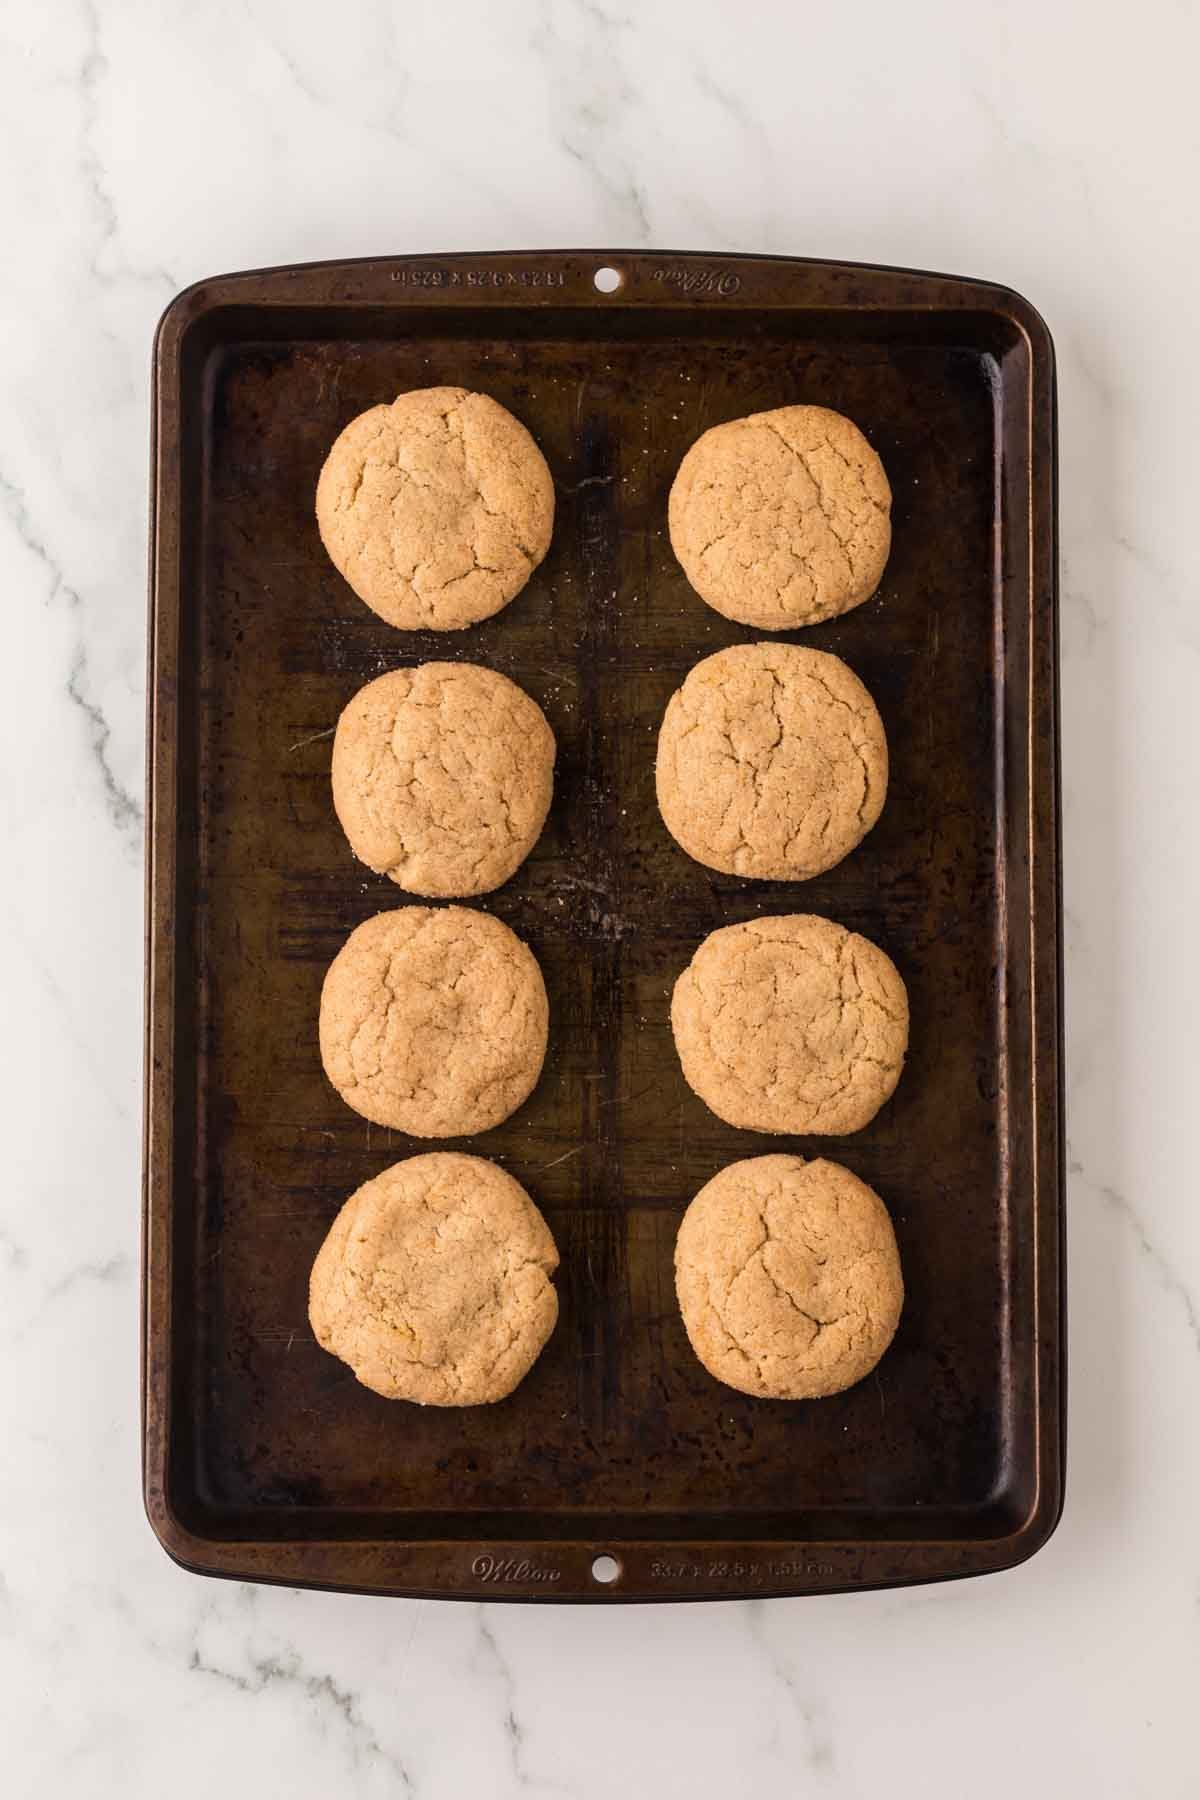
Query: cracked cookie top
[
  {"left": 316, "top": 387, "right": 555, "bottom": 631},
  {"left": 668, "top": 403, "right": 891, "bottom": 629},
  {"left": 319, "top": 906, "right": 549, "bottom": 1135},
  {"left": 332, "top": 662, "right": 555, "bottom": 897},
  {"left": 671, "top": 914, "right": 908, "bottom": 1136},
  {"left": 656, "top": 643, "right": 887, "bottom": 880},
  {"left": 675, "top": 1153, "right": 903, "bottom": 1399},
  {"left": 309, "top": 1152, "right": 559, "bottom": 1405}
]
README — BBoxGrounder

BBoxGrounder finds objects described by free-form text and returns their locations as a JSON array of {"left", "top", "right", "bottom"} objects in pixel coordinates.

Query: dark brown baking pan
[{"left": 144, "top": 250, "right": 1063, "bottom": 1601}]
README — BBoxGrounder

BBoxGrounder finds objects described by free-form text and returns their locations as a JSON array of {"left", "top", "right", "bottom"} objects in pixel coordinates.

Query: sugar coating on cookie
[
  {"left": 319, "top": 906, "right": 548, "bottom": 1135},
  {"left": 309, "top": 1152, "right": 559, "bottom": 1405},
  {"left": 668, "top": 403, "right": 891, "bottom": 629},
  {"left": 675, "top": 1153, "right": 903, "bottom": 1399},
  {"left": 656, "top": 643, "right": 887, "bottom": 880},
  {"left": 332, "top": 662, "right": 555, "bottom": 897},
  {"left": 671, "top": 914, "right": 908, "bottom": 1135},
  {"left": 316, "top": 387, "right": 554, "bottom": 631}
]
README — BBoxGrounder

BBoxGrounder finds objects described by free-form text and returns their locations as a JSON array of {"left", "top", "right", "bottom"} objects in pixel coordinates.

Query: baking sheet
[{"left": 144, "top": 251, "right": 1063, "bottom": 1599}]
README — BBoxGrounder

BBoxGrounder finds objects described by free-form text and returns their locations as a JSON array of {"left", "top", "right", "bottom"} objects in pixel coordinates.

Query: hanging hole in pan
[
  {"left": 593, "top": 266, "right": 623, "bottom": 294},
  {"left": 591, "top": 1553, "right": 622, "bottom": 1585}
]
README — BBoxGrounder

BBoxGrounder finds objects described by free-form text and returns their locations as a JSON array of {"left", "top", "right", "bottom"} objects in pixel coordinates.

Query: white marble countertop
[{"left": 2, "top": 1, "right": 1197, "bottom": 1793}]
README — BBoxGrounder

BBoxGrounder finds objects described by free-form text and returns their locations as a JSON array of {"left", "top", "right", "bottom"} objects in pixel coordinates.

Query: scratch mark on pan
[
  {"left": 288, "top": 726, "right": 335, "bottom": 754},
  {"left": 540, "top": 1145, "right": 585, "bottom": 1171}
]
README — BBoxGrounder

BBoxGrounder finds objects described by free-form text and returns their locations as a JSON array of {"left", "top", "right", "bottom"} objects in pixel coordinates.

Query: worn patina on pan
[{"left": 144, "top": 251, "right": 1063, "bottom": 1600}]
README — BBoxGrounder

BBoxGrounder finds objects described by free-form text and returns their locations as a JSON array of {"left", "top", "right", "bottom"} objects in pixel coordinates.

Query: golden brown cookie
[
  {"left": 668, "top": 403, "right": 891, "bottom": 629},
  {"left": 671, "top": 914, "right": 907, "bottom": 1135},
  {"left": 675, "top": 1153, "right": 903, "bottom": 1399},
  {"left": 331, "top": 662, "right": 555, "bottom": 896},
  {"left": 315, "top": 387, "right": 554, "bottom": 631},
  {"left": 309, "top": 1152, "right": 559, "bottom": 1405},
  {"left": 656, "top": 643, "right": 887, "bottom": 880},
  {"left": 319, "top": 906, "right": 548, "bottom": 1135}
]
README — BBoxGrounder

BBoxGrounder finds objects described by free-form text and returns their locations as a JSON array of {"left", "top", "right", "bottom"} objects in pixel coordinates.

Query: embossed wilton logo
[
  {"left": 471, "top": 1555, "right": 562, "bottom": 1584},
  {"left": 652, "top": 265, "right": 741, "bottom": 296}
]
